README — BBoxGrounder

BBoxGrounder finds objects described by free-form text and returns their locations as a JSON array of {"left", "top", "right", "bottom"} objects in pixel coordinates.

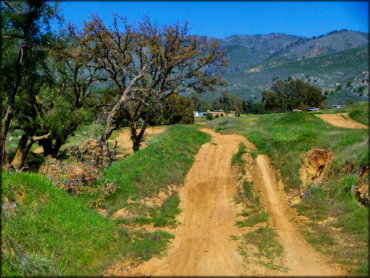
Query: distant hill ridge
[{"left": 202, "top": 30, "right": 369, "bottom": 105}]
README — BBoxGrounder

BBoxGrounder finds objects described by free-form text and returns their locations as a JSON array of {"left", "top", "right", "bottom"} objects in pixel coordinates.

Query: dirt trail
[
  {"left": 316, "top": 113, "right": 367, "bottom": 129},
  {"left": 254, "top": 154, "right": 344, "bottom": 275},
  {"left": 106, "top": 128, "right": 345, "bottom": 276},
  {"left": 107, "top": 128, "right": 247, "bottom": 276},
  {"left": 110, "top": 126, "right": 167, "bottom": 156},
  {"left": 32, "top": 127, "right": 167, "bottom": 155}
]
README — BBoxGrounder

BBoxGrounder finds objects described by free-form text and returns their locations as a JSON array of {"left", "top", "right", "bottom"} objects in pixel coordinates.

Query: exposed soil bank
[{"left": 316, "top": 113, "right": 368, "bottom": 129}]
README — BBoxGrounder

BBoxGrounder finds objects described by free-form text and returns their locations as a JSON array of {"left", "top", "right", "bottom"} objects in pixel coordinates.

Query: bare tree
[{"left": 71, "top": 15, "right": 227, "bottom": 152}]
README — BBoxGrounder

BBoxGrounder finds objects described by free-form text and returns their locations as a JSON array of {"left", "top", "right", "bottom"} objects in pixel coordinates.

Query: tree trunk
[
  {"left": 0, "top": 41, "right": 26, "bottom": 167},
  {"left": 40, "top": 138, "right": 54, "bottom": 157},
  {"left": 100, "top": 65, "right": 148, "bottom": 145},
  {"left": 52, "top": 139, "right": 63, "bottom": 156},
  {"left": 0, "top": 106, "right": 14, "bottom": 167},
  {"left": 131, "top": 122, "right": 147, "bottom": 153},
  {"left": 10, "top": 134, "right": 33, "bottom": 170}
]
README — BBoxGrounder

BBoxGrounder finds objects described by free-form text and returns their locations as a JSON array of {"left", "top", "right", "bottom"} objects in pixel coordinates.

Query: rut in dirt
[{"left": 106, "top": 128, "right": 345, "bottom": 276}]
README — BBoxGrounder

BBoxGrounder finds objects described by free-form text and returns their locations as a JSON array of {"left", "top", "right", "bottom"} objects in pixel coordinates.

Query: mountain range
[{"left": 203, "top": 30, "right": 369, "bottom": 105}]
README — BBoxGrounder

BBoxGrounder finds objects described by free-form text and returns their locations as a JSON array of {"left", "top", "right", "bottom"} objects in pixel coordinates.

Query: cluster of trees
[
  {"left": 262, "top": 78, "right": 325, "bottom": 112},
  {"left": 1, "top": 1, "right": 227, "bottom": 169},
  {"left": 206, "top": 77, "right": 324, "bottom": 116},
  {"left": 212, "top": 90, "right": 243, "bottom": 116}
]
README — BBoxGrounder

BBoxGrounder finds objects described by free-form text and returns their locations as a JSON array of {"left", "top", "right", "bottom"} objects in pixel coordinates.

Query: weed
[
  {"left": 242, "top": 181, "right": 257, "bottom": 203},
  {"left": 236, "top": 211, "right": 269, "bottom": 227},
  {"left": 126, "top": 230, "right": 174, "bottom": 261},
  {"left": 230, "top": 235, "right": 240, "bottom": 240},
  {"left": 241, "top": 227, "right": 286, "bottom": 271},
  {"left": 232, "top": 143, "right": 247, "bottom": 168},
  {"left": 149, "top": 194, "right": 181, "bottom": 228}
]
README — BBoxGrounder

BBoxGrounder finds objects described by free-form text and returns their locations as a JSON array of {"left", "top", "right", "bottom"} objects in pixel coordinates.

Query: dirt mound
[
  {"left": 300, "top": 149, "right": 332, "bottom": 187},
  {"left": 316, "top": 113, "right": 368, "bottom": 129}
]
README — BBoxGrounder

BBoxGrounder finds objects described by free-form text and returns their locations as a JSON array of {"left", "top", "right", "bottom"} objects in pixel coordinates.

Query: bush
[{"left": 206, "top": 113, "right": 213, "bottom": 120}]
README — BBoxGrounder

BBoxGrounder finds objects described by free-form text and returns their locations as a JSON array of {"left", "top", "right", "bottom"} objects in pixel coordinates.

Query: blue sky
[{"left": 55, "top": 1, "right": 369, "bottom": 38}]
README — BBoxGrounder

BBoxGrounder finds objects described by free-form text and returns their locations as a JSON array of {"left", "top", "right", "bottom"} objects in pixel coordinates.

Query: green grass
[
  {"left": 115, "top": 194, "right": 181, "bottom": 228},
  {"left": 2, "top": 124, "right": 209, "bottom": 276},
  {"left": 236, "top": 211, "right": 269, "bottom": 227},
  {"left": 231, "top": 143, "right": 247, "bottom": 169},
  {"left": 1, "top": 172, "right": 128, "bottom": 276},
  {"left": 349, "top": 108, "right": 369, "bottom": 126},
  {"left": 206, "top": 102, "right": 368, "bottom": 274},
  {"left": 149, "top": 194, "right": 181, "bottom": 227},
  {"left": 243, "top": 111, "right": 367, "bottom": 189},
  {"left": 242, "top": 181, "right": 257, "bottom": 203},
  {"left": 297, "top": 185, "right": 331, "bottom": 221},
  {"left": 99, "top": 125, "right": 210, "bottom": 214},
  {"left": 125, "top": 230, "right": 174, "bottom": 261},
  {"left": 240, "top": 227, "right": 286, "bottom": 271}
]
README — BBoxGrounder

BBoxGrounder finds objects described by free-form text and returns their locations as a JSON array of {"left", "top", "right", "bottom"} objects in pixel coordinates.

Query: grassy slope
[
  {"left": 349, "top": 103, "right": 369, "bottom": 126},
  {"left": 100, "top": 125, "right": 210, "bottom": 214},
  {"left": 205, "top": 103, "right": 368, "bottom": 275},
  {"left": 1, "top": 172, "right": 128, "bottom": 276},
  {"left": 2, "top": 125, "right": 210, "bottom": 276}
]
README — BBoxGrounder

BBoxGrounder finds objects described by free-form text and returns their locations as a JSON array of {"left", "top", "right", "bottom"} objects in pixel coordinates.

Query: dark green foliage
[
  {"left": 262, "top": 78, "right": 325, "bottom": 112},
  {"left": 205, "top": 113, "right": 213, "bottom": 120},
  {"left": 242, "top": 99, "right": 266, "bottom": 114},
  {"left": 150, "top": 94, "right": 195, "bottom": 125}
]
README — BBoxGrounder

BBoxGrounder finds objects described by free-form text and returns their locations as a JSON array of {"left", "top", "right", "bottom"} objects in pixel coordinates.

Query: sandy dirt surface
[
  {"left": 33, "top": 127, "right": 167, "bottom": 155},
  {"left": 316, "top": 113, "right": 368, "bottom": 129},
  {"left": 105, "top": 128, "right": 345, "bottom": 276},
  {"left": 254, "top": 154, "right": 344, "bottom": 275},
  {"left": 106, "top": 128, "right": 247, "bottom": 276},
  {"left": 109, "top": 127, "right": 167, "bottom": 156}
]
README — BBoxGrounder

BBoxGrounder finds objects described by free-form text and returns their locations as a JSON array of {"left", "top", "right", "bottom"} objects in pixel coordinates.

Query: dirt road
[
  {"left": 316, "top": 113, "right": 367, "bottom": 129},
  {"left": 107, "top": 128, "right": 345, "bottom": 276},
  {"left": 108, "top": 128, "right": 247, "bottom": 276}
]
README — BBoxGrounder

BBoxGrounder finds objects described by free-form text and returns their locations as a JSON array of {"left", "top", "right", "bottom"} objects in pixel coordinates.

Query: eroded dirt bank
[
  {"left": 106, "top": 128, "right": 345, "bottom": 276},
  {"left": 316, "top": 113, "right": 367, "bottom": 129}
]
